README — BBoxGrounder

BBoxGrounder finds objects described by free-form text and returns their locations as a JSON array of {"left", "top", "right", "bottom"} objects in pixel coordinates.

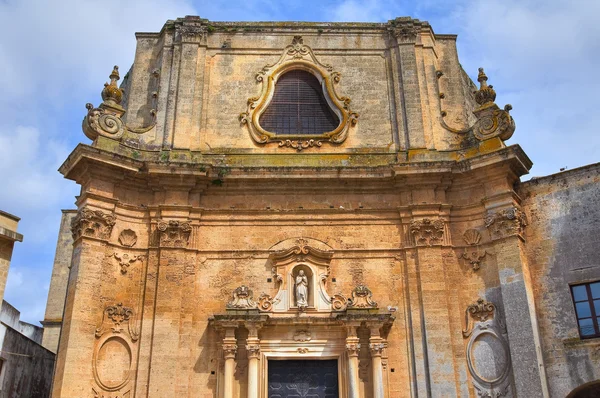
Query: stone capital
[{"left": 71, "top": 207, "right": 116, "bottom": 242}]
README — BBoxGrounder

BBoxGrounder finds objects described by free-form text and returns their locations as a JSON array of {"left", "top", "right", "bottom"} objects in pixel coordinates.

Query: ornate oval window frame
[{"left": 240, "top": 36, "right": 359, "bottom": 151}]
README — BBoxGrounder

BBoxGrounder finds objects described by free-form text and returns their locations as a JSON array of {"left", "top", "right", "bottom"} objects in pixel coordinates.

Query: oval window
[{"left": 259, "top": 70, "right": 339, "bottom": 135}]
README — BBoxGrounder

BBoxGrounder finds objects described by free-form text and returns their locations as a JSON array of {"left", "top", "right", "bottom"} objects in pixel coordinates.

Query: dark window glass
[
  {"left": 260, "top": 70, "right": 339, "bottom": 135},
  {"left": 591, "top": 282, "right": 600, "bottom": 299},
  {"left": 571, "top": 282, "right": 600, "bottom": 339},
  {"left": 573, "top": 285, "right": 587, "bottom": 301}
]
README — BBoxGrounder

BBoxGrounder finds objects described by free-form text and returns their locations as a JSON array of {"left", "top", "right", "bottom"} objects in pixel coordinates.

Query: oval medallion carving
[
  {"left": 93, "top": 336, "right": 132, "bottom": 391},
  {"left": 468, "top": 331, "right": 509, "bottom": 384}
]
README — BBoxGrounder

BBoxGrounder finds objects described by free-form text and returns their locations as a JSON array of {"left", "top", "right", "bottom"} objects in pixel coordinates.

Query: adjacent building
[{"left": 46, "top": 16, "right": 600, "bottom": 397}]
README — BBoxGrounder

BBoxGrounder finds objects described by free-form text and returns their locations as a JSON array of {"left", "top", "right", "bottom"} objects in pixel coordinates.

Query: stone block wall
[{"left": 520, "top": 163, "right": 600, "bottom": 397}]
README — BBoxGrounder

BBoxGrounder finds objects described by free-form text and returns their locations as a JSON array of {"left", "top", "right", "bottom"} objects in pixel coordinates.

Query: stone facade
[
  {"left": 47, "top": 16, "right": 600, "bottom": 397},
  {"left": 41, "top": 210, "right": 76, "bottom": 353}
]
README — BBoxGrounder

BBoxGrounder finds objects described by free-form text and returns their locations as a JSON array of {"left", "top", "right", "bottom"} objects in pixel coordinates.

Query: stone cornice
[
  {"left": 0, "top": 226, "right": 23, "bottom": 243},
  {"left": 60, "top": 144, "right": 531, "bottom": 190}
]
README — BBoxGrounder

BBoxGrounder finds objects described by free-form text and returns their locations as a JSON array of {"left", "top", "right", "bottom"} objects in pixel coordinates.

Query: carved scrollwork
[
  {"left": 461, "top": 229, "right": 487, "bottom": 271},
  {"left": 388, "top": 17, "right": 426, "bottom": 43},
  {"left": 331, "top": 293, "right": 348, "bottom": 311},
  {"left": 439, "top": 68, "right": 515, "bottom": 142},
  {"left": 227, "top": 285, "right": 258, "bottom": 309},
  {"left": 257, "top": 294, "right": 276, "bottom": 312},
  {"left": 461, "top": 250, "right": 487, "bottom": 271},
  {"left": 113, "top": 252, "right": 143, "bottom": 274},
  {"left": 463, "top": 298, "right": 496, "bottom": 338},
  {"left": 157, "top": 220, "right": 192, "bottom": 248},
  {"left": 462, "top": 298, "right": 512, "bottom": 397},
  {"left": 293, "top": 330, "right": 312, "bottom": 342},
  {"left": 241, "top": 36, "right": 359, "bottom": 150},
  {"left": 95, "top": 303, "right": 139, "bottom": 342},
  {"left": 485, "top": 207, "right": 527, "bottom": 240},
  {"left": 410, "top": 218, "right": 445, "bottom": 246},
  {"left": 71, "top": 207, "right": 116, "bottom": 241},
  {"left": 347, "top": 285, "right": 377, "bottom": 309},
  {"left": 246, "top": 343, "right": 260, "bottom": 359},
  {"left": 83, "top": 66, "right": 156, "bottom": 141}
]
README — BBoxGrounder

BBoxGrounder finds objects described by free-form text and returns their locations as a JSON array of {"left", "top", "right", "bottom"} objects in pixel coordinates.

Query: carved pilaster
[
  {"left": 485, "top": 207, "right": 527, "bottom": 240},
  {"left": 388, "top": 17, "right": 425, "bottom": 43},
  {"left": 71, "top": 207, "right": 116, "bottom": 241},
  {"left": 157, "top": 219, "right": 191, "bottom": 248},
  {"left": 410, "top": 218, "right": 445, "bottom": 246}
]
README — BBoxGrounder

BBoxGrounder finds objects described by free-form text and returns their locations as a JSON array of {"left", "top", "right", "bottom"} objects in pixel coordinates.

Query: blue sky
[{"left": 0, "top": 0, "right": 598, "bottom": 325}]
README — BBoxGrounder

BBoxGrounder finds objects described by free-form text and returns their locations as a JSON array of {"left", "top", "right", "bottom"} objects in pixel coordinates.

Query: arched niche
[
  {"left": 290, "top": 264, "right": 315, "bottom": 309},
  {"left": 261, "top": 238, "right": 338, "bottom": 313}
]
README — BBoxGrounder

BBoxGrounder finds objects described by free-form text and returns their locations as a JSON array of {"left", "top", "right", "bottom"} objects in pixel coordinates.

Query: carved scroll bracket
[
  {"left": 83, "top": 65, "right": 157, "bottom": 141},
  {"left": 439, "top": 67, "right": 515, "bottom": 143}
]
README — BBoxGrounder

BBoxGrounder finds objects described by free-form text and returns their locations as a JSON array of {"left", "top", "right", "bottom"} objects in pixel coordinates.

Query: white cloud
[
  {"left": 0, "top": 0, "right": 197, "bottom": 325},
  {"left": 442, "top": 0, "right": 600, "bottom": 177}
]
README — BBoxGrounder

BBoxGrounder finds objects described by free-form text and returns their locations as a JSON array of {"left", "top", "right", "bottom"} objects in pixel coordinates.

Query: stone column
[
  {"left": 369, "top": 329, "right": 385, "bottom": 398},
  {"left": 346, "top": 326, "right": 361, "bottom": 398},
  {"left": 222, "top": 328, "right": 238, "bottom": 398},
  {"left": 246, "top": 327, "right": 261, "bottom": 398}
]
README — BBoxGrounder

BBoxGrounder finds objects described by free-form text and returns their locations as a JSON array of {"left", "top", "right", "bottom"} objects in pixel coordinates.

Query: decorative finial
[
  {"left": 101, "top": 65, "right": 124, "bottom": 107},
  {"left": 474, "top": 67, "right": 496, "bottom": 107}
]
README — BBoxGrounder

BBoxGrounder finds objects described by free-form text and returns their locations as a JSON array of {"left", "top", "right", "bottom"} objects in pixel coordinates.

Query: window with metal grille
[
  {"left": 259, "top": 70, "right": 340, "bottom": 135},
  {"left": 571, "top": 281, "right": 600, "bottom": 339}
]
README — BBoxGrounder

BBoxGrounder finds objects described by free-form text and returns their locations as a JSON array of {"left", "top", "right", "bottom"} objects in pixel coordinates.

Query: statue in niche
[{"left": 295, "top": 270, "right": 309, "bottom": 309}]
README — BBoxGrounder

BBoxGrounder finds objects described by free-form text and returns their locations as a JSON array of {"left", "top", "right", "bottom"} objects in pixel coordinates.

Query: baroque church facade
[{"left": 45, "top": 16, "right": 600, "bottom": 397}]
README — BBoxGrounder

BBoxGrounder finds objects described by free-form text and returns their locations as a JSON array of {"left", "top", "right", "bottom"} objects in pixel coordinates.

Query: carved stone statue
[{"left": 295, "top": 270, "right": 308, "bottom": 309}]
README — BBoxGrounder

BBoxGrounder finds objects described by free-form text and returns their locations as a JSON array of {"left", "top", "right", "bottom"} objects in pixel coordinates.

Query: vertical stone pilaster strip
[{"left": 495, "top": 235, "right": 549, "bottom": 397}]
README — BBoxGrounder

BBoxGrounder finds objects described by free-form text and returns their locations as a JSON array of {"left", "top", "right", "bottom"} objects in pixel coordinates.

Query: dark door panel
[{"left": 268, "top": 359, "right": 339, "bottom": 398}]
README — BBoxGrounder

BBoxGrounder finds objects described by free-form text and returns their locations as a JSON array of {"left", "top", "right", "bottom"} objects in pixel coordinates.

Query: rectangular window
[{"left": 571, "top": 281, "right": 600, "bottom": 339}]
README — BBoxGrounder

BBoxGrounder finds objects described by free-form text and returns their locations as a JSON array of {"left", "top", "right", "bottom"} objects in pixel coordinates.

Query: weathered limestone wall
[
  {"left": 52, "top": 15, "right": 545, "bottom": 398},
  {"left": 520, "top": 163, "right": 600, "bottom": 397},
  {"left": 41, "top": 210, "right": 76, "bottom": 353},
  {"left": 117, "top": 18, "right": 477, "bottom": 159}
]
